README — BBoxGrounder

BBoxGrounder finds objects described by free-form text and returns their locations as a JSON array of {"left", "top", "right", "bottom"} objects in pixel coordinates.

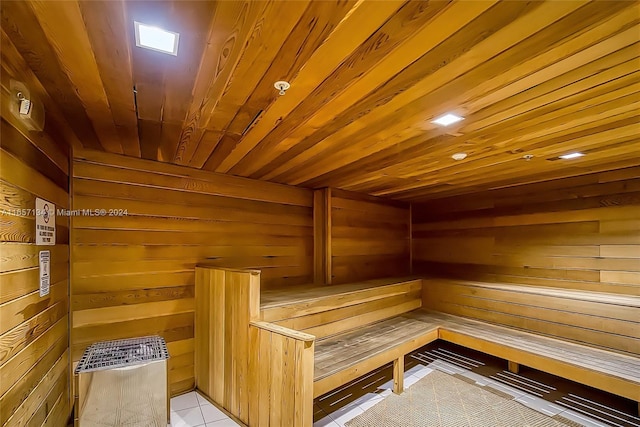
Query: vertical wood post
[
  {"left": 409, "top": 203, "right": 413, "bottom": 275},
  {"left": 508, "top": 361, "right": 520, "bottom": 374},
  {"left": 393, "top": 356, "right": 404, "bottom": 394},
  {"left": 313, "top": 188, "right": 332, "bottom": 285}
]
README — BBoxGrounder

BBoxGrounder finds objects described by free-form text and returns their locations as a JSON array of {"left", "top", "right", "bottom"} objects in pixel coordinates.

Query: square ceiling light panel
[
  {"left": 432, "top": 113, "right": 464, "bottom": 126},
  {"left": 134, "top": 21, "right": 179, "bottom": 56}
]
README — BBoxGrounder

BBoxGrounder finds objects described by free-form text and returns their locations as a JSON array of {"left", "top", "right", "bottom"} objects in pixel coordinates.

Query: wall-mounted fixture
[
  {"left": 452, "top": 152, "right": 467, "bottom": 160},
  {"left": 432, "top": 113, "right": 464, "bottom": 126},
  {"left": 274, "top": 81, "right": 291, "bottom": 96},
  {"left": 9, "top": 80, "right": 45, "bottom": 131},
  {"left": 134, "top": 21, "right": 179, "bottom": 56}
]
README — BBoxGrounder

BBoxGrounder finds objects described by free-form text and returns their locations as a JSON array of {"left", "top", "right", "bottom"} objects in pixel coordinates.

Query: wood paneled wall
[
  {"left": 1, "top": 41, "right": 71, "bottom": 426},
  {"left": 71, "top": 149, "right": 314, "bottom": 395},
  {"left": 423, "top": 279, "right": 639, "bottom": 355},
  {"left": 412, "top": 167, "right": 640, "bottom": 296},
  {"left": 330, "top": 189, "right": 410, "bottom": 284}
]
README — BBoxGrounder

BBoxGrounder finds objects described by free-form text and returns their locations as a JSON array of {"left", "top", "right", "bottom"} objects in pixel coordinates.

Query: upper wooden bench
[{"left": 194, "top": 268, "right": 640, "bottom": 427}]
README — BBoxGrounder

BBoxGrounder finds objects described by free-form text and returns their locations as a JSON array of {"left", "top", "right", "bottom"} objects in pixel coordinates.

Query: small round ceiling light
[
  {"left": 452, "top": 152, "right": 467, "bottom": 161},
  {"left": 274, "top": 81, "right": 290, "bottom": 95},
  {"left": 523, "top": 154, "right": 534, "bottom": 161}
]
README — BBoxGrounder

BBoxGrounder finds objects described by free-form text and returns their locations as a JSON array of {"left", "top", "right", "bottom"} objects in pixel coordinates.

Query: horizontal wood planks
[
  {"left": 262, "top": 279, "right": 423, "bottom": 339},
  {"left": 7, "top": 1, "right": 638, "bottom": 201},
  {"left": 71, "top": 149, "right": 314, "bottom": 396},
  {"left": 0, "top": 34, "right": 71, "bottom": 427},
  {"left": 330, "top": 189, "right": 410, "bottom": 284},
  {"left": 423, "top": 280, "right": 640, "bottom": 355},
  {"left": 412, "top": 167, "right": 640, "bottom": 296}
]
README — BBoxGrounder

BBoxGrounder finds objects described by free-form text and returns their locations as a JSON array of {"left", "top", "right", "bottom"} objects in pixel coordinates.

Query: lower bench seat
[
  {"left": 314, "top": 315, "right": 439, "bottom": 397},
  {"left": 313, "top": 309, "right": 640, "bottom": 402},
  {"left": 408, "top": 310, "right": 640, "bottom": 402}
]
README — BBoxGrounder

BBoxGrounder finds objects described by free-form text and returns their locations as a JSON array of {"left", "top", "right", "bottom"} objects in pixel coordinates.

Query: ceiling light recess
[
  {"left": 559, "top": 152, "right": 584, "bottom": 159},
  {"left": 432, "top": 113, "right": 464, "bottom": 126},
  {"left": 134, "top": 21, "right": 179, "bottom": 56}
]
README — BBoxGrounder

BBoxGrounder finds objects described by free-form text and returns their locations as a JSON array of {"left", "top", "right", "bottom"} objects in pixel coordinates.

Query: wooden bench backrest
[
  {"left": 261, "top": 279, "right": 423, "bottom": 339},
  {"left": 423, "top": 279, "right": 640, "bottom": 356}
]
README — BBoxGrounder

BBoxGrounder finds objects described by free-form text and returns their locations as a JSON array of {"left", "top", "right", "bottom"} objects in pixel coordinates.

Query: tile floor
[{"left": 169, "top": 391, "right": 240, "bottom": 427}]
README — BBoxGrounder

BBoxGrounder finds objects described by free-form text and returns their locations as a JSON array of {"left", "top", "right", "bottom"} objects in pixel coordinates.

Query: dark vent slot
[{"left": 242, "top": 109, "right": 263, "bottom": 136}]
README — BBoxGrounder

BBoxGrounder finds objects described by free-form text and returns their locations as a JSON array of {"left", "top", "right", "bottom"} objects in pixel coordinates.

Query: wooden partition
[
  {"left": 72, "top": 149, "right": 314, "bottom": 395},
  {"left": 0, "top": 33, "right": 72, "bottom": 426},
  {"left": 195, "top": 266, "right": 314, "bottom": 426},
  {"left": 248, "top": 322, "right": 314, "bottom": 426}
]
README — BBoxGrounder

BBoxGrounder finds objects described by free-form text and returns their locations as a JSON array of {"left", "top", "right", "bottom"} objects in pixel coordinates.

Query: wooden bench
[
  {"left": 261, "top": 278, "right": 436, "bottom": 397},
  {"left": 194, "top": 268, "right": 640, "bottom": 426},
  {"left": 421, "top": 278, "right": 640, "bottom": 407}
]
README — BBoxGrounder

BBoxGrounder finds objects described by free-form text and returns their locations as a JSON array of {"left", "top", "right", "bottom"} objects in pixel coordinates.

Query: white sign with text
[
  {"left": 39, "top": 250, "right": 50, "bottom": 297},
  {"left": 35, "top": 197, "right": 55, "bottom": 245}
]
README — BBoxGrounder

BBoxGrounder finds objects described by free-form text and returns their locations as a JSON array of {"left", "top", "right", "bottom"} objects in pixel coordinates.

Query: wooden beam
[{"left": 508, "top": 361, "right": 520, "bottom": 374}]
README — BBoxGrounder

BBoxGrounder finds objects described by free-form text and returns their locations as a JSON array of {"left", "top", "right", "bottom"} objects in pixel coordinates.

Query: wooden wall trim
[
  {"left": 326, "top": 188, "right": 332, "bottom": 285},
  {"left": 409, "top": 203, "right": 413, "bottom": 275},
  {"left": 313, "top": 188, "right": 330, "bottom": 285}
]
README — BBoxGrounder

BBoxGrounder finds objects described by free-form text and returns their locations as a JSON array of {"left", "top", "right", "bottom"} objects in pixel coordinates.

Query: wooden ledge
[
  {"left": 195, "top": 264, "right": 261, "bottom": 275},
  {"left": 423, "top": 277, "right": 640, "bottom": 307},
  {"left": 250, "top": 320, "right": 316, "bottom": 343},
  {"left": 261, "top": 276, "right": 422, "bottom": 309}
]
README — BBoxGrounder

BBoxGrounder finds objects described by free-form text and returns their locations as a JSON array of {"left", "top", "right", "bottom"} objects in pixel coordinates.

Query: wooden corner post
[{"left": 313, "top": 188, "right": 332, "bottom": 285}]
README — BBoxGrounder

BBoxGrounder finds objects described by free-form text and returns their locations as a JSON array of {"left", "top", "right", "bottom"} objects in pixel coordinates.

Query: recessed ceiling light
[
  {"left": 559, "top": 152, "right": 584, "bottom": 159},
  {"left": 452, "top": 152, "right": 467, "bottom": 160},
  {"left": 432, "top": 113, "right": 464, "bottom": 126},
  {"left": 134, "top": 21, "right": 179, "bottom": 56}
]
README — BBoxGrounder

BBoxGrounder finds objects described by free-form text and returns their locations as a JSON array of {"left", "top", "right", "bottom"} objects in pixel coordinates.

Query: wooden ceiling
[{"left": 2, "top": 1, "right": 639, "bottom": 201}]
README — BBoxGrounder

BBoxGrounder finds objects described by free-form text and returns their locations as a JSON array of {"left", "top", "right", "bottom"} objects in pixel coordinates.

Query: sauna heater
[{"left": 74, "top": 335, "right": 170, "bottom": 426}]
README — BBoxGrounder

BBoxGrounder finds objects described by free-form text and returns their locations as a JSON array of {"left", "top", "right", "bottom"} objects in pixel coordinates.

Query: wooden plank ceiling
[{"left": 2, "top": 0, "right": 639, "bottom": 201}]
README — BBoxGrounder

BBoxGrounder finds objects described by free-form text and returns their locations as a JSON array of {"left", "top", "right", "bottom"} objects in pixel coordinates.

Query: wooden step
[{"left": 260, "top": 277, "right": 423, "bottom": 339}]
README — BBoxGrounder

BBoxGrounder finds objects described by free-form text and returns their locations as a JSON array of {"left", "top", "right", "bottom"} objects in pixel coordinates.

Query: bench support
[
  {"left": 393, "top": 356, "right": 404, "bottom": 394},
  {"left": 508, "top": 361, "right": 520, "bottom": 374}
]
